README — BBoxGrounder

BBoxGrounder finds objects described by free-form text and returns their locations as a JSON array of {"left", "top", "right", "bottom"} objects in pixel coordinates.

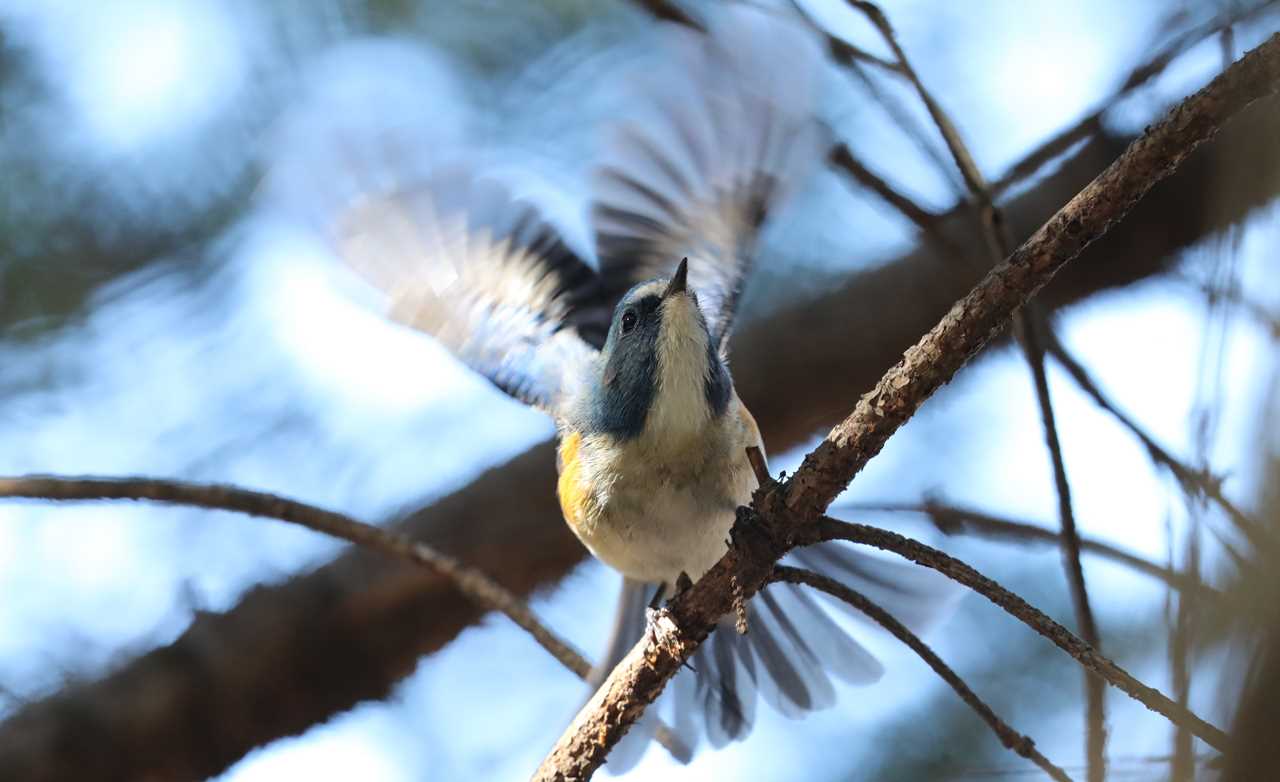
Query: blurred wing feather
[
  {"left": 336, "top": 168, "right": 598, "bottom": 414},
  {"left": 591, "top": 8, "right": 829, "bottom": 351}
]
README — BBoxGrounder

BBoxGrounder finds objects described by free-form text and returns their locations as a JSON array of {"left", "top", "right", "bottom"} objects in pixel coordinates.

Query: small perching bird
[{"left": 332, "top": 5, "right": 948, "bottom": 768}]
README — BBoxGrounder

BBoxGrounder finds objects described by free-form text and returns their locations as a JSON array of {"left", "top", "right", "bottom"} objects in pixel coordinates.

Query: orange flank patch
[{"left": 557, "top": 431, "right": 590, "bottom": 536}]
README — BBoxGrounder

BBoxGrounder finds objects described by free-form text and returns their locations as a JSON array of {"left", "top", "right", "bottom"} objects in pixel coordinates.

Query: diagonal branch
[
  {"left": 535, "top": 33, "right": 1279, "bottom": 779},
  {"left": 838, "top": 14, "right": 1121, "bottom": 769},
  {"left": 828, "top": 143, "right": 958, "bottom": 255},
  {"left": 1019, "top": 313, "right": 1107, "bottom": 780},
  {"left": 772, "top": 566, "right": 1073, "bottom": 782}
]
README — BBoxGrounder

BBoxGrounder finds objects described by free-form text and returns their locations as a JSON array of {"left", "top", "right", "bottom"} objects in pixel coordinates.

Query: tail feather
[
  {"left": 588, "top": 538, "right": 957, "bottom": 766},
  {"left": 774, "top": 577, "right": 885, "bottom": 685},
  {"left": 788, "top": 541, "right": 958, "bottom": 634}
]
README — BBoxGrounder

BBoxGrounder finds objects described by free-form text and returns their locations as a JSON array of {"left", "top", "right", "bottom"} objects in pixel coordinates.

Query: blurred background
[{"left": 0, "top": 0, "right": 1278, "bottom": 779}]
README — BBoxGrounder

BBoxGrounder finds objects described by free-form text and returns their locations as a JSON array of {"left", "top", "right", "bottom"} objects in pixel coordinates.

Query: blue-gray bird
[{"left": 332, "top": 7, "right": 947, "bottom": 767}]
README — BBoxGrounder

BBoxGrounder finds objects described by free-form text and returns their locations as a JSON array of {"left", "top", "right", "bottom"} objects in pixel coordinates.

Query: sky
[{"left": 0, "top": 0, "right": 1277, "bottom": 779}]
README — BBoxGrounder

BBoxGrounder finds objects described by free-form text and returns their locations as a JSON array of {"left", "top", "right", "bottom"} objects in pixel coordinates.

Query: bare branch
[
  {"left": 0, "top": 475, "right": 590, "bottom": 677},
  {"left": 0, "top": 476, "right": 692, "bottom": 760},
  {"left": 827, "top": 6, "right": 1280, "bottom": 771},
  {"left": 806, "top": 519, "right": 1230, "bottom": 750},
  {"left": 829, "top": 143, "right": 957, "bottom": 254},
  {"left": 842, "top": 1, "right": 989, "bottom": 201},
  {"left": 772, "top": 566, "right": 1074, "bottom": 782},
  {"left": 836, "top": 13, "right": 1121, "bottom": 770},
  {"left": 745, "top": 445, "right": 770, "bottom": 486},
  {"left": 536, "top": 34, "right": 1276, "bottom": 778},
  {"left": 840, "top": 500, "right": 1221, "bottom": 602},
  {"left": 1020, "top": 314, "right": 1108, "bottom": 781},
  {"left": 1039, "top": 323, "right": 1270, "bottom": 550},
  {"left": 990, "top": 0, "right": 1280, "bottom": 197},
  {"left": 822, "top": 33, "right": 902, "bottom": 74},
  {"left": 1175, "top": 272, "right": 1280, "bottom": 340}
]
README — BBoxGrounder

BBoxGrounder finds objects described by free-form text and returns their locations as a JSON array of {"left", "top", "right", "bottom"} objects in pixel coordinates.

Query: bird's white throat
[{"left": 648, "top": 295, "right": 715, "bottom": 443}]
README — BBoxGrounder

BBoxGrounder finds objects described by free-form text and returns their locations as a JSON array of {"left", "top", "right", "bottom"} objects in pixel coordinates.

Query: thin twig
[
  {"left": 806, "top": 518, "right": 1229, "bottom": 750},
  {"left": 1039, "top": 323, "right": 1271, "bottom": 551},
  {"left": 1169, "top": 522, "right": 1200, "bottom": 781},
  {"left": 773, "top": 566, "right": 1074, "bottom": 782},
  {"left": 535, "top": 34, "right": 1277, "bottom": 777},
  {"left": 0, "top": 476, "right": 692, "bottom": 760},
  {"left": 0, "top": 476, "right": 589, "bottom": 673},
  {"left": 745, "top": 445, "right": 771, "bottom": 487},
  {"left": 838, "top": 500, "right": 1221, "bottom": 603},
  {"left": 1020, "top": 314, "right": 1108, "bottom": 782},
  {"left": 829, "top": 143, "right": 959, "bottom": 255},
  {"left": 989, "top": 0, "right": 1280, "bottom": 197},
  {"left": 843, "top": 1, "right": 987, "bottom": 198},
  {"left": 1174, "top": 272, "right": 1280, "bottom": 340},
  {"left": 823, "top": 33, "right": 903, "bottom": 74}
]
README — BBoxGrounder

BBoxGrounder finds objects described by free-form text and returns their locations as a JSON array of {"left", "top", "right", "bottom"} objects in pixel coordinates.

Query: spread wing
[
  {"left": 590, "top": 8, "right": 829, "bottom": 352},
  {"left": 334, "top": 166, "right": 601, "bottom": 416}
]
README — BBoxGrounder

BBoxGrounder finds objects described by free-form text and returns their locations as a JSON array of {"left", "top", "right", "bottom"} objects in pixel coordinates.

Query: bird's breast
[{"left": 556, "top": 399, "right": 763, "bottom": 587}]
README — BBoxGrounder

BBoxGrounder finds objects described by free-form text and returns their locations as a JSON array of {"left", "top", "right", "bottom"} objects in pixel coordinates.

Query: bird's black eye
[{"left": 620, "top": 309, "right": 638, "bottom": 335}]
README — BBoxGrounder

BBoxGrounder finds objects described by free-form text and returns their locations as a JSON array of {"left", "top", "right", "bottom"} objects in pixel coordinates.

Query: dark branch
[
  {"left": 829, "top": 143, "right": 956, "bottom": 254},
  {"left": 0, "top": 475, "right": 592, "bottom": 678},
  {"left": 990, "top": 0, "right": 1280, "bottom": 197}
]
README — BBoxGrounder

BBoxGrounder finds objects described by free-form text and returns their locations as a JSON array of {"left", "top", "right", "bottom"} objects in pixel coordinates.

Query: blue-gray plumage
[
  {"left": 588, "top": 261, "right": 732, "bottom": 440},
  {"left": 590, "top": 292, "right": 661, "bottom": 440},
  {"left": 332, "top": 3, "right": 955, "bottom": 770}
]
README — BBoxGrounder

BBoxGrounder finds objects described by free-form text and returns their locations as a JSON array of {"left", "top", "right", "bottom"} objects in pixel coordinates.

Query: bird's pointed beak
[{"left": 662, "top": 258, "right": 689, "bottom": 300}]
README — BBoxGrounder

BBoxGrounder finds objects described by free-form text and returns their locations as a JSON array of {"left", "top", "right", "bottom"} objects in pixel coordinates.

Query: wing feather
[
  {"left": 591, "top": 7, "right": 830, "bottom": 352},
  {"left": 335, "top": 168, "right": 598, "bottom": 415}
]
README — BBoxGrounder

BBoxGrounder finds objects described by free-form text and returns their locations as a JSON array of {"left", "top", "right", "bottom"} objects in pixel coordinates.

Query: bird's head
[{"left": 588, "top": 258, "right": 732, "bottom": 441}]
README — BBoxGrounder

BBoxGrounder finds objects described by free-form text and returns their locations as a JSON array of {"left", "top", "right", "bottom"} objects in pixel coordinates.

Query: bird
[{"left": 329, "top": 6, "right": 948, "bottom": 767}]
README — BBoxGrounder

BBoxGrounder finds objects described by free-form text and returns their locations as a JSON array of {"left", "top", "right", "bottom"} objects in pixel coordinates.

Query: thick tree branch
[
  {"left": 781, "top": 32, "right": 1280, "bottom": 516},
  {"left": 772, "top": 566, "right": 1073, "bottom": 782},
  {"left": 535, "top": 35, "right": 1277, "bottom": 779},
  {"left": 841, "top": 3, "right": 1107, "bottom": 771}
]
